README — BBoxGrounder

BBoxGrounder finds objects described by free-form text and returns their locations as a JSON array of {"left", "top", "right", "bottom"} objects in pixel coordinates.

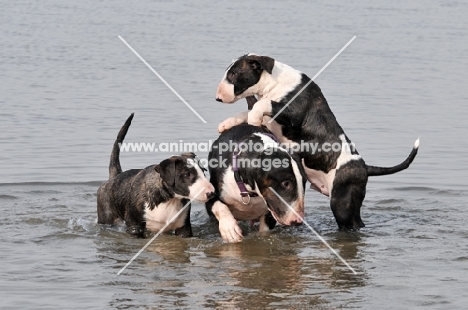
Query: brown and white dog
[
  {"left": 97, "top": 113, "right": 215, "bottom": 237},
  {"left": 215, "top": 54, "right": 419, "bottom": 230}
]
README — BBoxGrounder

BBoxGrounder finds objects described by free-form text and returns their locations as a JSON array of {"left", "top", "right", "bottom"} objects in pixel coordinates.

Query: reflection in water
[
  {"left": 203, "top": 237, "right": 311, "bottom": 308},
  {"left": 2, "top": 0, "right": 467, "bottom": 307},
  {"left": 98, "top": 220, "right": 369, "bottom": 309},
  {"left": 10, "top": 182, "right": 467, "bottom": 309}
]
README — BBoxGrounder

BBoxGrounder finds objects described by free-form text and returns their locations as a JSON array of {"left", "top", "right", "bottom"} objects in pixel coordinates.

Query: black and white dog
[
  {"left": 97, "top": 113, "right": 215, "bottom": 238},
  {"left": 215, "top": 54, "right": 419, "bottom": 230},
  {"left": 206, "top": 123, "right": 305, "bottom": 243}
]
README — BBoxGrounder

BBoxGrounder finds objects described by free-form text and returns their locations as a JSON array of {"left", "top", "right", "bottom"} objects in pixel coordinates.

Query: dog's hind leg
[
  {"left": 330, "top": 163, "right": 368, "bottom": 230},
  {"left": 97, "top": 186, "right": 119, "bottom": 225},
  {"left": 330, "top": 182, "right": 366, "bottom": 230},
  {"left": 97, "top": 203, "right": 118, "bottom": 224}
]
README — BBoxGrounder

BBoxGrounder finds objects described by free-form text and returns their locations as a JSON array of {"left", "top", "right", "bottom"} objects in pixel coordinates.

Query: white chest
[{"left": 144, "top": 199, "right": 187, "bottom": 232}]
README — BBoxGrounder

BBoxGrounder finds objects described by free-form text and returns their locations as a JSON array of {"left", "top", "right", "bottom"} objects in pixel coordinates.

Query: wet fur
[
  {"left": 216, "top": 54, "right": 419, "bottom": 230},
  {"left": 97, "top": 113, "right": 213, "bottom": 237}
]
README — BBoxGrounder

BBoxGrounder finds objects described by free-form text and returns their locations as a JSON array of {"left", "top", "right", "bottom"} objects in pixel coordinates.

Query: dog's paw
[
  {"left": 218, "top": 116, "right": 244, "bottom": 133},
  {"left": 219, "top": 217, "right": 243, "bottom": 243},
  {"left": 247, "top": 110, "right": 264, "bottom": 127},
  {"left": 127, "top": 225, "right": 145, "bottom": 238}
]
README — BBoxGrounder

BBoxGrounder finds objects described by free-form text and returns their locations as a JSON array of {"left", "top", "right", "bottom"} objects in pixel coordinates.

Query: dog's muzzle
[{"left": 206, "top": 191, "right": 216, "bottom": 200}]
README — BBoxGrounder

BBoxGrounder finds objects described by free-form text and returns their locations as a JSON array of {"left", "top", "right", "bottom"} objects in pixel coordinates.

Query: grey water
[{"left": 1, "top": 0, "right": 467, "bottom": 309}]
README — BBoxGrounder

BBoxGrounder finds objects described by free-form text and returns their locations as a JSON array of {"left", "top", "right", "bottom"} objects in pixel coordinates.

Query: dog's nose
[
  {"left": 206, "top": 191, "right": 216, "bottom": 200},
  {"left": 215, "top": 97, "right": 223, "bottom": 102},
  {"left": 290, "top": 219, "right": 303, "bottom": 226}
]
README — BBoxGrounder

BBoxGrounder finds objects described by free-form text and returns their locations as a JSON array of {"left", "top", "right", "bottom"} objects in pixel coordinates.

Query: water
[{"left": 1, "top": 0, "right": 467, "bottom": 309}]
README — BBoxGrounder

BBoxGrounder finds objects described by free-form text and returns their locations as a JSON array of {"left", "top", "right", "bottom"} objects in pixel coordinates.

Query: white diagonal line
[
  {"left": 117, "top": 187, "right": 207, "bottom": 275},
  {"left": 269, "top": 187, "right": 358, "bottom": 275},
  {"left": 118, "top": 35, "right": 207, "bottom": 123},
  {"left": 269, "top": 36, "right": 356, "bottom": 123}
]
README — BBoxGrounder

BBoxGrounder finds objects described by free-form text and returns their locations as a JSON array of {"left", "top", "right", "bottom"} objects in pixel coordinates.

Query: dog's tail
[
  {"left": 109, "top": 113, "right": 134, "bottom": 179},
  {"left": 366, "top": 138, "right": 420, "bottom": 177}
]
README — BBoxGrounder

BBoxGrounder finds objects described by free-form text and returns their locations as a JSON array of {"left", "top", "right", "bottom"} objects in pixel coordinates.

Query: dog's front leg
[
  {"left": 211, "top": 201, "right": 243, "bottom": 243},
  {"left": 125, "top": 207, "right": 146, "bottom": 238},
  {"left": 248, "top": 99, "right": 272, "bottom": 127},
  {"left": 218, "top": 111, "right": 248, "bottom": 133},
  {"left": 126, "top": 222, "right": 146, "bottom": 238},
  {"left": 174, "top": 202, "right": 193, "bottom": 238},
  {"left": 258, "top": 212, "right": 276, "bottom": 233}
]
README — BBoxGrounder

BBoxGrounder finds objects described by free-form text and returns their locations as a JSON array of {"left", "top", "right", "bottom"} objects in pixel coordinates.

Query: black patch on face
[
  {"left": 262, "top": 155, "right": 300, "bottom": 217},
  {"left": 239, "top": 146, "right": 301, "bottom": 217},
  {"left": 226, "top": 55, "right": 275, "bottom": 96},
  {"left": 156, "top": 155, "right": 200, "bottom": 197}
]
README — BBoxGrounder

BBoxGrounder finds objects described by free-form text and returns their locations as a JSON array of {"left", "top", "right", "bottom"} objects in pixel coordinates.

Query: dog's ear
[
  {"left": 181, "top": 152, "right": 196, "bottom": 159},
  {"left": 181, "top": 152, "right": 207, "bottom": 172},
  {"left": 246, "top": 55, "right": 275, "bottom": 74},
  {"left": 155, "top": 158, "right": 177, "bottom": 187},
  {"left": 289, "top": 152, "right": 307, "bottom": 186}
]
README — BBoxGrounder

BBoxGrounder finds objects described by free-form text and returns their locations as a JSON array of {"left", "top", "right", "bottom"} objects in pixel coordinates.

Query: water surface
[{"left": 1, "top": 1, "right": 467, "bottom": 309}]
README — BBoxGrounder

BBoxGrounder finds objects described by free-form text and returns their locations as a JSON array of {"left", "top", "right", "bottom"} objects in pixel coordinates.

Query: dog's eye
[
  {"left": 228, "top": 71, "right": 237, "bottom": 80},
  {"left": 281, "top": 180, "right": 292, "bottom": 189},
  {"left": 182, "top": 172, "right": 192, "bottom": 178}
]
